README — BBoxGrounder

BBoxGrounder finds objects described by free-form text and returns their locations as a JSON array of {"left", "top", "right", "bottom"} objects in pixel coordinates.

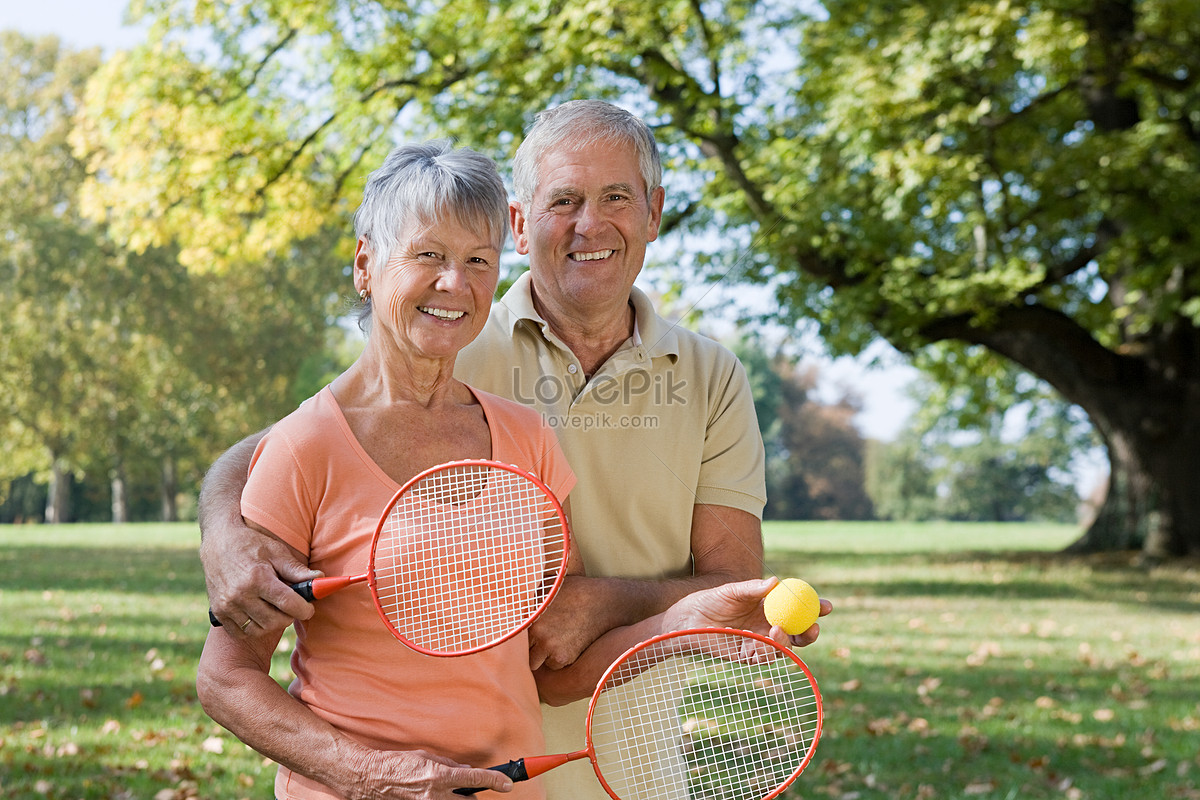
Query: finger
[
  {"left": 818, "top": 598, "right": 833, "bottom": 617},
  {"left": 212, "top": 597, "right": 295, "bottom": 637},
  {"left": 262, "top": 581, "right": 318, "bottom": 621},
  {"left": 275, "top": 558, "right": 325, "bottom": 586},
  {"left": 455, "top": 767, "right": 514, "bottom": 795},
  {"left": 528, "top": 643, "right": 548, "bottom": 672},
  {"left": 791, "top": 622, "right": 820, "bottom": 648},
  {"left": 726, "top": 577, "right": 777, "bottom": 600}
]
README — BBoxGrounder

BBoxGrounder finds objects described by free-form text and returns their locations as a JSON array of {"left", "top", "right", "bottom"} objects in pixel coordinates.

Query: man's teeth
[
  {"left": 571, "top": 250, "right": 614, "bottom": 262},
  {"left": 420, "top": 307, "right": 465, "bottom": 320}
]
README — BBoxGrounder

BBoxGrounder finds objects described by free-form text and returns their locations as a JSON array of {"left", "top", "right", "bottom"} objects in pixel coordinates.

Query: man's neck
[{"left": 532, "top": 287, "right": 635, "bottom": 378}]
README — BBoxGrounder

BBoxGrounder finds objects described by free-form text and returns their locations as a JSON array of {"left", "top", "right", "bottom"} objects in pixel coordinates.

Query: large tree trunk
[
  {"left": 926, "top": 306, "right": 1200, "bottom": 559},
  {"left": 1077, "top": 414, "right": 1194, "bottom": 559}
]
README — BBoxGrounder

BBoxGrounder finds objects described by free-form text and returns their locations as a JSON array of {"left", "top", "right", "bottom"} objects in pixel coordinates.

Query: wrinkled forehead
[{"left": 535, "top": 137, "right": 648, "bottom": 195}]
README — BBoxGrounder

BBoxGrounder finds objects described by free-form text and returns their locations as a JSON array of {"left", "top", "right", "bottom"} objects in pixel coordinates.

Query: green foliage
[
  {"left": 868, "top": 378, "right": 1098, "bottom": 523},
  {"left": 735, "top": 338, "right": 875, "bottom": 520},
  {"left": 71, "top": 0, "right": 1200, "bottom": 360},
  {"left": 1, "top": 32, "right": 345, "bottom": 518},
  {"left": 62, "top": 0, "right": 1200, "bottom": 549}
]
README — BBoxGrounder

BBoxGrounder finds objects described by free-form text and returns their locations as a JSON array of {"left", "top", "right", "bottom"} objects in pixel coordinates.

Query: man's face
[{"left": 511, "top": 137, "right": 665, "bottom": 314}]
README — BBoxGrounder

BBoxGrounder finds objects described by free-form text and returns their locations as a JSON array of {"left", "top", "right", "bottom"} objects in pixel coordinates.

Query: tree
[
  {"left": 1, "top": 32, "right": 342, "bottom": 522},
  {"left": 868, "top": 378, "right": 1097, "bottom": 523},
  {"left": 72, "top": 1, "right": 1200, "bottom": 556},
  {"left": 734, "top": 340, "right": 874, "bottom": 520},
  {"left": 0, "top": 32, "right": 106, "bottom": 521}
]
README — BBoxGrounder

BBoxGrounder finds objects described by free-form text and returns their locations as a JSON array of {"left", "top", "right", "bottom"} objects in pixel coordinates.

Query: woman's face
[{"left": 361, "top": 216, "right": 500, "bottom": 362}]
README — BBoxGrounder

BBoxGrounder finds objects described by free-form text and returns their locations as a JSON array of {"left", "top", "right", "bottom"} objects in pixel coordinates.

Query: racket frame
[{"left": 582, "top": 627, "right": 822, "bottom": 800}]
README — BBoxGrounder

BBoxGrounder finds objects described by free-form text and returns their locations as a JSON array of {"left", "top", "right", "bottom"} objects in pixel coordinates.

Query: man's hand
[
  {"left": 201, "top": 522, "right": 323, "bottom": 636},
  {"left": 662, "top": 577, "right": 833, "bottom": 649}
]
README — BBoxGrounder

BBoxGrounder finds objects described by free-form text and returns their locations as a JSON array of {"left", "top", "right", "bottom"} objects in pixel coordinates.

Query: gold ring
[{"left": 239, "top": 618, "right": 252, "bottom": 632}]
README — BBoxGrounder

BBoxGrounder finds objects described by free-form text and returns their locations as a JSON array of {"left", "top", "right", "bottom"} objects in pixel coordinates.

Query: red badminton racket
[
  {"left": 456, "top": 627, "right": 822, "bottom": 799},
  {"left": 210, "top": 459, "right": 570, "bottom": 657}
]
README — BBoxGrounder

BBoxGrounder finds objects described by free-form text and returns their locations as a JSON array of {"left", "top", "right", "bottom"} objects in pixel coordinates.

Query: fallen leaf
[{"left": 1140, "top": 758, "right": 1169, "bottom": 776}]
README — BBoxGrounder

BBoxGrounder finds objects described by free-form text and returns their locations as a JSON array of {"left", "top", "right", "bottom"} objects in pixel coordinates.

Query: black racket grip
[
  {"left": 208, "top": 580, "right": 315, "bottom": 626},
  {"left": 290, "top": 579, "right": 317, "bottom": 601},
  {"left": 453, "top": 760, "right": 529, "bottom": 795}
]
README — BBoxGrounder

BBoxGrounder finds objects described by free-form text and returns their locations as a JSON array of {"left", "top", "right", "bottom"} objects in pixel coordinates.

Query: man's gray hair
[
  {"left": 354, "top": 139, "right": 509, "bottom": 269},
  {"left": 511, "top": 100, "right": 662, "bottom": 206}
]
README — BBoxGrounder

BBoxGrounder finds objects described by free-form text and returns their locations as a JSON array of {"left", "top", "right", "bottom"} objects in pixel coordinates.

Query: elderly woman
[
  {"left": 196, "top": 140, "right": 576, "bottom": 800},
  {"left": 196, "top": 141, "right": 811, "bottom": 800}
]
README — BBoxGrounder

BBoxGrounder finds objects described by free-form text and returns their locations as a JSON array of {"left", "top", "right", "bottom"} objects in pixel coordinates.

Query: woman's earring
[{"left": 359, "top": 288, "right": 368, "bottom": 301}]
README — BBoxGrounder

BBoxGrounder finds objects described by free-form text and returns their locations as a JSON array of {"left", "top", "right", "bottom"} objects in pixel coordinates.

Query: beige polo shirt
[{"left": 454, "top": 272, "right": 766, "bottom": 798}]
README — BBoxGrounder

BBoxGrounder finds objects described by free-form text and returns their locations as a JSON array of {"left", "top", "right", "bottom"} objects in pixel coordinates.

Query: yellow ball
[{"left": 764, "top": 578, "right": 821, "bottom": 635}]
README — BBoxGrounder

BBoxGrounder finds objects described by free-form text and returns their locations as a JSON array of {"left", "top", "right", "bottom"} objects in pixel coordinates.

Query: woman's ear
[{"left": 353, "top": 238, "right": 372, "bottom": 296}]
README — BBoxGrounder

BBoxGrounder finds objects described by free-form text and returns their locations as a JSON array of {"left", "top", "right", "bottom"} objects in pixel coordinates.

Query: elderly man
[{"left": 201, "top": 100, "right": 808, "bottom": 800}]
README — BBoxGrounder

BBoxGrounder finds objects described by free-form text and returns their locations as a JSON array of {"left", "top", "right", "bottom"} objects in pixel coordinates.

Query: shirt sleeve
[
  {"left": 695, "top": 354, "right": 768, "bottom": 517},
  {"left": 240, "top": 427, "right": 317, "bottom": 558}
]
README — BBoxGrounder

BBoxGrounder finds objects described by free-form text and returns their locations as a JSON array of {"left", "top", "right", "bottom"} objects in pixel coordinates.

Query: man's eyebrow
[
  {"left": 546, "top": 186, "right": 580, "bottom": 201},
  {"left": 545, "top": 183, "right": 638, "bottom": 201}
]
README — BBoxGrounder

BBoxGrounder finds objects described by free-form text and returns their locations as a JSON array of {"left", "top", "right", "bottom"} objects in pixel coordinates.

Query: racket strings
[
  {"left": 372, "top": 465, "right": 566, "bottom": 654},
  {"left": 590, "top": 632, "right": 821, "bottom": 800}
]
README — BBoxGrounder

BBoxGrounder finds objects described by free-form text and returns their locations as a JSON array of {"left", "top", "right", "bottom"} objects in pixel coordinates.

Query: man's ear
[
  {"left": 646, "top": 185, "right": 666, "bottom": 243},
  {"left": 510, "top": 201, "right": 530, "bottom": 255}
]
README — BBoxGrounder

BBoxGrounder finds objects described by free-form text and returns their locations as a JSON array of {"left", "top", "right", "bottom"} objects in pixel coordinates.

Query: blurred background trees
[
  {"left": 0, "top": 31, "right": 343, "bottom": 523},
  {"left": 3, "top": 1, "right": 1197, "bottom": 559}
]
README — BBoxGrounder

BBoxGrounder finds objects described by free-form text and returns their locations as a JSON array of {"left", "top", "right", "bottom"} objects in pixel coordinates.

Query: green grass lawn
[{"left": 1, "top": 522, "right": 1197, "bottom": 799}]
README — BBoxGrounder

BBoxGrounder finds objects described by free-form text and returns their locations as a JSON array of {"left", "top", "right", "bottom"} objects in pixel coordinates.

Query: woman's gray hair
[
  {"left": 511, "top": 100, "right": 662, "bottom": 206},
  {"left": 352, "top": 140, "right": 508, "bottom": 330},
  {"left": 354, "top": 139, "right": 509, "bottom": 270}
]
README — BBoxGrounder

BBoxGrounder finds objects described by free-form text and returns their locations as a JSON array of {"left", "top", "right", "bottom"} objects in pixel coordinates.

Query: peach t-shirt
[{"left": 241, "top": 385, "right": 575, "bottom": 800}]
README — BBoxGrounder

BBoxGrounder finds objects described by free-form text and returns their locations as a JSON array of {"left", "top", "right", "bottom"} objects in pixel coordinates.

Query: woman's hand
[{"left": 347, "top": 748, "right": 514, "bottom": 799}]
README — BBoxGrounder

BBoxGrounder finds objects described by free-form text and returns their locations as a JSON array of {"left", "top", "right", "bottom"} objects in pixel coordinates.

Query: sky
[
  {"left": 1, "top": 0, "right": 145, "bottom": 53},
  {"left": 2, "top": 0, "right": 922, "bottom": 442}
]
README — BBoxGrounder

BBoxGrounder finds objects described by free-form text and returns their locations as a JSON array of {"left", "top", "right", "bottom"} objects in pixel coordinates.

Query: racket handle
[
  {"left": 453, "top": 753, "right": 580, "bottom": 795},
  {"left": 206, "top": 581, "right": 327, "bottom": 624},
  {"left": 292, "top": 574, "right": 366, "bottom": 600},
  {"left": 207, "top": 574, "right": 361, "bottom": 626},
  {"left": 453, "top": 760, "right": 530, "bottom": 796}
]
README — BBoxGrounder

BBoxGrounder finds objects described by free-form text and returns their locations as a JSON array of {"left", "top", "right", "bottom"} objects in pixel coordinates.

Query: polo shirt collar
[{"left": 495, "top": 271, "right": 681, "bottom": 359}]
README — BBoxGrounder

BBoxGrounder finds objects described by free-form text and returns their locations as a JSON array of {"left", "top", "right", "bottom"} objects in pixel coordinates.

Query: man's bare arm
[
  {"left": 198, "top": 429, "right": 322, "bottom": 635},
  {"left": 527, "top": 504, "right": 766, "bottom": 699},
  {"left": 535, "top": 575, "right": 831, "bottom": 707}
]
